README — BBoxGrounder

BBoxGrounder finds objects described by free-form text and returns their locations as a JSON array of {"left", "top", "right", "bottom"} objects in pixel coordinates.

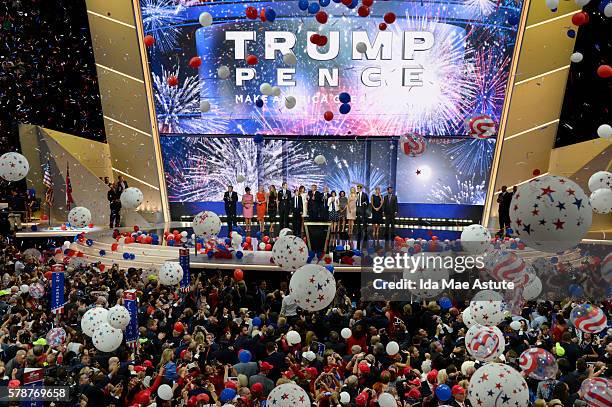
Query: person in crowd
[
  {"left": 338, "top": 191, "right": 348, "bottom": 235},
  {"left": 223, "top": 185, "right": 239, "bottom": 234},
  {"left": 355, "top": 185, "right": 369, "bottom": 249},
  {"left": 278, "top": 182, "right": 291, "bottom": 231},
  {"left": 256, "top": 186, "right": 267, "bottom": 235},
  {"left": 107, "top": 181, "right": 121, "bottom": 228},
  {"left": 370, "top": 186, "right": 383, "bottom": 242},
  {"left": 291, "top": 186, "right": 304, "bottom": 237},
  {"left": 347, "top": 187, "right": 357, "bottom": 238},
  {"left": 116, "top": 175, "right": 128, "bottom": 193},
  {"left": 242, "top": 187, "right": 254, "bottom": 235},
  {"left": 321, "top": 186, "right": 330, "bottom": 221},
  {"left": 267, "top": 185, "right": 278, "bottom": 237},
  {"left": 24, "top": 189, "right": 35, "bottom": 222},
  {"left": 328, "top": 190, "right": 339, "bottom": 244},
  {"left": 383, "top": 186, "right": 398, "bottom": 242}
]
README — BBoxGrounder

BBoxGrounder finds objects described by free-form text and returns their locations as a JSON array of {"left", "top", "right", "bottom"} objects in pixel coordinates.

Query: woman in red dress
[{"left": 256, "top": 185, "right": 267, "bottom": 235}]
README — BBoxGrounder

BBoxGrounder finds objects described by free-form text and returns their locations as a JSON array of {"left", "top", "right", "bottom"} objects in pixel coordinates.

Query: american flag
[
  {"left": 65, "top": 163, "right": 74, "bottom": 210},
  {"left": 43, "top": 161, "right": 53, "bottom": 206}
]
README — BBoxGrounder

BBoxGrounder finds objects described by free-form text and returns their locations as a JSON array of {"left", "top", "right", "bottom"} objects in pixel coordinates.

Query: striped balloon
[
  {"left": 466, "top": 115, "right": 496, "bottom": 138},
  {"left": 581, "top": 378, "right": 612, "bottom": 407},
  {"left": 486, "top": 250, "right": 530, "bottom": 287},
  {"left": 400, "top": 133, "right": 427, "bottom": 157},
  {"left": 570, "top": 304, "right": 608, "bottom": 334},
  {"left": 519, "top": 348, "right": 558, "bottom": 380},
  {"left": 466, "top": 325, "right": 504, "bottom": 362}
]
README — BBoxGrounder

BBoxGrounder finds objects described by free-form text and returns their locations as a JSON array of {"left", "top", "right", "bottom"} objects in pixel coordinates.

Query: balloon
[
  {"left": 575, "top": 0, "right": 590, "bottom": 6},
  {"left": 246, "top": 6, "right": 258, "bottom": 19},
  {"left": 399, "top": 132, "right": 426, "bottom": 156},
  {"left": 605, "top": 2, "right": 612, "bottom": 18},
  {"left": 386, "top": 341, "right": 399, "bottom": 355},
  {"left": 0, "top": 152, "right": 29, "bottom": 182},
  {"left": 120, "top": 187, "right": 143, "bottom": 209},
  {"left": 267, "top": 383, "right": 310, "bottom": 407},
  {"left": 272, "top": 86, "right": 281, "bottom": 97},
  {"left": 323, "top": 111, "right": 333, "bottom": 121},
  {"left": 158, "top": 262, "right": 183, "bottom": 286},
  {"left": 272, "top": 236, "right": 309, "bottom": 271},
  {"left": 439, "top": 297, "right": 452, "bottom": 309},
  {"left": 284, "top": 96, "right": 297, "bottom": 109},
  {"left": 107, "top": 305, "right": 131, "bottom": 330},
  {"left": 590, "top": 188, "right": 612, "bottom": 214},
  {"left": 435, "top": 384, "right": 451, "bottom": 401},
  {"left": 238, "top": 349, "right": 252, "bottom": 363},
  {"left": 340, "top": 392, "right": 350, "bottom": 404},
  {"left": 218, "top": 65, "right": 231, "bottom": 79},
  {"left": 468, "top": 363, "right": 528, "bottom": 407},
  {"left": 484, "top": 250, "right": 529, "bottom": 287},
  {"left": 510, "top": 175, "right": 592, "bottom": 252},
  {"left": 81, "top": 307, "right": 109, "bottom": 337},
  {"left": 462, "top": 307, "right": 476, "bottom": 328},
  {"left": 314, "top": 155, "right": 326, "bottom": 165},
  {"left": 357, "top": 5, "right": 370, "bottom": 17},
  {"left": 509, "top": 320, "right": 521, "bottom": 330},
  {"left": 571, "top": 11, "right": 589, "bottom": 26},
  {"left": 379, "top": 22, "right": 388, "bottom": 30},
  {"left": 143, "top": 35, "right": 155, "bottom": 47},
  {"left": 460, "top": 224, "right": 491, "bottom": 254},
  {"left": 283, "top": 52, "right": 297, "bottom": 66},
  {"left": 581, "top": 378, "right": 612, "bottom": 406},
  {"left": 92, "top": 324, "right": 123, "bottom": 352},
  {"left": 356, "top": 42, "right": 368, "bottom": 54},
  {"left": 28, "top": 283, "right": 45, "bottom": 299},
  {"left": 19, "top": 284, "right": 29, "bottom": 293},
  {"left": 193, "top": 211, "right": 222, "bottom": 237},
  {"left": 522, "top": 274, "right": 542, "bottom": 300},
  {"left": 465, "top": 325, "right": 505, "bottom": 362},
  {"left": 341, "top": 327, "right": 352, "bottom": 339},
  {"left": 220, "top": 388, "right": 237, "bottom": 402},
  {"left": 234, "top": 269, "right": 244, "bottom": 281},
  {"left": 260, "top": 83, "right": 273, "bottom": 96},
  {"left": 290, "top": 264, "right": 336, "bottom": 311},
  {"left": 570, "top": 303, "right": 607, "bottom": 333},
  {"left": 570, "top": 52, "right": 583, "bottom": 63},
  {"left": 315, "top": 10, "right": 328, "bottom": 23},
  {"left": 286, "top": 330, "right": 302, "bottom": 345},
  {"left": 377, "top": 393, "right": 396, "bottom": 407},
  {"left": 46, "top": 327, "right": 67, "bottom": 347},
  {"left": 246, "top": 55, "right": 258, "bottom": 65},
  {"left": 200, "top": 100, "right": 211, "bottom": 113},
  {"left": 470, "top": 290, "right": 505, "bottom": 326},
  {"left": 158, "top": 384, "right": 173, "bottom": 400},
  {"left": 466, "top": 115, "right": 496, "bottom": 138},
  {"left": 339, "top": 103, "right": 351, "bottom": 114},
  {"left": 67, "top": 207, "right": 92, "bottom": 228},
  {"left": 252, "top": 317, "right": 262, "bottom": 327},
  {"left": 339, "top": 92, "right": 351, "bottom": 103},
  {"left": 597, "top": 65, "right": 612, "bottom": 78},
  {"left": 264, "top": 8, "right": 277, "bottom": 22},
  {"left": 383, "top": 12, "right": 396, "bottom": 24},
  {"left": 519, "top": 348, "right": 558, "bottom": 380},
  {"left": 199, "top": 12, "right": 213, "bottom": 26},
  {"left": 588, "top": 171, "right": 611, "bottom": 192}
]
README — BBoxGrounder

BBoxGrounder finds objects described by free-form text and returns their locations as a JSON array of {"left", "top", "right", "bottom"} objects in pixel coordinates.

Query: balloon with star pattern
[
  {"left": 272, "top": 235, "right": 308, "bottom": 271},
  {"left": 470, "top": 290, "right": 505, "bottom": 326},
  {"left": 510, "top": 175, "right": 592, "bottom": 253},
  {"left": 92, "top": 323, "right": 123, "bottom": 353},
  {"left": 468, "top": 363, "right": 528, "bottom": 407},
  {"left": 120, "top": 187, "right": 144, "bottom": 209},
  {"left": 289, "top": 264, "right": 336, "bottom": 312},
  {"left": 81, "top": 306, "right": 109, "bottom": 337},
  {"left": 67, "top": 207, "right": 91, "bottom": 228},
  {"left": 0, "top": 152, "right": 29, "bottom": 182},
  {"left": 266, "top": 383, "right": 310, "bottom": 407},
  {"left": 460, "top": 224, "right": 491, "bottom": 254},
  {"left": 192, "top": 211, "right": 222, "bottom": 237}
]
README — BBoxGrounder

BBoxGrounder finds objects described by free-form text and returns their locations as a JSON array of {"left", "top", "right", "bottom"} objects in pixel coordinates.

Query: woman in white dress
[
  {"left": 299, "top": 185, "right": 308, "bottom": 236},
  {"left": 347, "top": 187, "right": 357, "bottom": 236}
]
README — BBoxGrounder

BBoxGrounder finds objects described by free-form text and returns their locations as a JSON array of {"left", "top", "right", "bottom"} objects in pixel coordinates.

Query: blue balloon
[
  {"left": 235, "top": 251, "right": 244, "bottom": 259},
  {"left": 256, "top": 231, "right": 262, "bottom": 239},
  {"left": 130, "top": 253, "right": 136, "bottom": 260},
  {"left": 567, "top": 29, "right": 576, "bottom": 38},
  {"left": 510, "top": 243, "right": 518, "bottom": 249},
  {"left": 254, "top": 134, "right": 264, "bottom": 143},
  {"left": 435, "top": 384, "right": 451, "bottom": 401},
  {"left": 168, "top": 240, "right": 175, "bottom": 246},
  {"left": 31, "top": 225, "right": 37, "bottom": 231},
  {"left": 348, "top": 0, "right": 358, "bottom": 9},
  {"left": 339, "top": 103, "right": 351, "bottom": 114},
  {"left": 252, "top": 317, "right": 262, "bottom": 327},
  {"left": 439, "top": 297, "right": 452, "bottom": 309},
  {"left": 339, "top": 92, "right": 351, "bottom": 103},
  {"left": 255, "top": 98, "right": 264, "bottom": 108},
  {"left": 220, "top": 388, "right": 237, "bottom": 402},
  {"left": 207, "top": 251, "right": 214, "bottom": 258},
  {"left": 569, "top": 284, "right": 583, "bottom": 297},
  {"left": 298, "top": 0, "right": 309, "bottom": 10},
  {"left": 264, "top": 8, "right": 276, "bottom": 22},
  {"left": 86, "top": 239, "right": 93, "bottom": 247},
  {"left": 353, "top": 249, "right": 362, "bottom": 257},
  {"left": 550, "top": 256, "right": 558, "bottom": 264},
  {"left": 123, "top": 252, "right": 130, "bottom": 260},
  {"left": 225, "top": 238, "right": 231, "bottom": 245},
  {"left": 335, "top": 245, "right": 344, "bottom": 251},
  {"left": 99, "top": 249, "right": 106, "bottom": 256},
  {"left": 319, "top": 0, "right": 330, "bottom": 6},
  {"left": 308, "top": 2, "right": 320, "bottom": 13},
  {"left": 238, "top": 349, "right": 252, "bottom": 363},
  {"left": 326, "top": 265, "right": 334, "bottom": 273}
]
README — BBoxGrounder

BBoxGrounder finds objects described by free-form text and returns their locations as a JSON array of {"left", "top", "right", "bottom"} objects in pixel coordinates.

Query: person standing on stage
[
  {"left": 278, "top": 182, "right": 291, "bottom": 231},
  {"left": 117, "top": 175, "right": 128, "bottom": 193},
  {"left": 355, "top": 184, "right": 369, "bottom": 248},
  {"left": 107, "top": 181, "right": 122, "bottom": 228},
  {"left": 321, "top": 186, "right": 330, "bottom": 221},
  {"left": 383, "top": 186, "right": 398, "bottom": 241},
  {"left": 291, "top": 186, "right": 303, "bottom": 237},
  {"left": 223, "top": 185, "right": 238, "bottom": 234},
  {"left": 338, "top": 190, "right": 348, "bottom": 234},
  {"left": 242, "top": 187, "right": 254, "bottom": 235},
  {"left": 328, "top": 190, "right": 339, "bottom": 238},
  {"left": 267, "top": 185, "right": 278, "bottom": 237},
  {"left": 256, "top": 185, "right": 267, "bottom": 235},
  {"left": 300, "top": 185, "right": 308, "bottom": 236},
  {"left": 371, "top": 186, "right": 383, "bottom": 242},
  {"left": 347, "top": 187, "right": 357, "bottom": 237},
  {"left": 307, "top": 184, "right": 323, "bottom": 221},
  {"left": 497, "top": 185, "right": 512, "bottom": 236}
]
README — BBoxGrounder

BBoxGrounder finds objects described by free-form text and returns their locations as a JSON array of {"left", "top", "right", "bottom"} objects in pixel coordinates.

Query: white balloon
[
  {"left": 158, "top": 262, "right": 183, "bottom": 286},
  {"left": 597, "top": 124, "right": 611, "bottom": 141},
  {"left": 341, "top": 327, "right": 352, "bottom": 339},
  {"left": 484, "top": 250, "right": 529, "bottom": 287},
  {"left": 588, "top": 171, "right": 611, "bottom": 192},
  {"left": 470, "top": 290, "right": 505, "bottom": 326},
  {"left": 282, "top": 52, "right": 297, "bottom": 66},
  {"left": 468, "top": 363, "right": 528, "bottom": 407},
  {"left": 259, "top": 242, "right": 266, "bottom": 250},
  {"left": 260, "top": 83, "right": 273, "bottom": 96},
  {"left": 545, "top": 0, "right": 559, "bottom": 9},
  {"left": 509, "top": 320, "right": 521, "bottom": 330},
  {"left": 158, "top": 384, "right": 173, "bottom": 401},
  {"left": 0, "top": 152, "right": 29, "bottom": 182},
  {"left": 285, "top": 96, "right": 297, "bottom": 109},
  {"left": 120, "top": 187, "right": 143, "bottom": 209},
  {"left": 314, "top": 155, "right": 326, "bottom": 165},
  {"left": 465, "top": 325, "right": 505, "bottom": 361},
  {"left": 81, "top": 307, "right": 109, "bottom": 337},
  {"left": 20, "top": 284, "right": 29, "bottom": 294},
  {"left": 199, "top": 12, "right": 213, "bottom": 27},
  {"left": 267, "top": 384, "right": 310, "bottom": 407},
  {"left": 290, "top": 264, "right": 336, "bottom": 312},
  {"left": 522, "top": 274, "right": 542, "bottom": 300},
  {"left": 272, "top": 236, "right": 308, "bottom": 271},
  {"left": 200, "top": 100, "right": 211, "bottom": 113},
  {"left": 107, "top": 305, "right": 131, "bottom": 330},
  {"left": 605, "top": 2, "right": 612, "bottom": 17},
  {"left": 510, "top": 175, "right": 592, "bottom": 252},
  {"left": 575, "top": 0, "right": 590, "bottom": 6},
  {"left": 236, "top": 174, "right": 246, "bottom": 183},
  {"left": 355, "top": 42, "right": 368, "bottom": 54},
  {"left": 287, "top": 330, "right": 302, "bottom": 345},
  {"left": 386, "top": 341, "right": 400, "bottom": 355},
  {"left": 462, "top": 307, "right": 476, "bottom": 328},
  {"left": 63, "top": 240, "right": 71, "bottom": 248},
  {"left": 461, "top": 224, "right": 491, "bottom": 254},
  {"left": 340, "top": 392, "right": 350, "bottom": 404},
  {"left": 377, "top": 393, "right": 396, "bottom": 407},
  {"left": 590, "top": 188, "right": 612, "bottom": 214},
  {"left": 92, "top": 323, "right": 123, "bottom": 352},
  {"left": 180, "top": 231, "right": 188, "bottom": 237},
  {"left": 279, "top": 228, "right": 293, "bottom": 237},
  {"left": 303, "top": 350, "right": 316, "bottom": 361},
  {"left": 218, "top": 65, "right": 230, "bottom": 79},
  {"left": 68, "top": 207, "right": 91, "bottom": 228},
  {"left": 272, "top": 86, "right": 281, "bottom": 97},
  {"left": 570, "top": 52, "right": 583, "bottom": 63},
  {"left": 193, "top": 211, "right": 222, "bottom": 237}
]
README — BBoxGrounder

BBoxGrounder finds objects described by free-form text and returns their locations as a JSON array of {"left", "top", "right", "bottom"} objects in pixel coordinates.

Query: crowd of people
[{"left": 0, "top": 229, "right": 609, "bottom": 406}]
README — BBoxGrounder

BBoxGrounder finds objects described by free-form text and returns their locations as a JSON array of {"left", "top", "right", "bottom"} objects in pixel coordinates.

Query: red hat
[
  {"left": 408, "top": 378, "right": 421, "bottom": 386},
  {"left": 225, "top": 380, "right": 238, "bottom": 390},
  {"left": 196, "top": 393, "right": 210, "bottom": 403},
  {"left": 358, "top": 362, "right": 371, "bottom": 374},
  {"left": 305, "top": 367, "right": 318, "bottom": 376},
  {"left": 8, "top": 380, "right": 20, "bottom": 388},
  {"left": 174, "top": 322, "right": 184, "bottom": 333},
  {"left": 355, "top": 394, "right": 368, "bottom": 407},
  {"left": 133, "top": 365, "right": 146, "bottom": 373},
  {"left": 251, "top": 382, "right": 264, "bottom": 394},
  {"left": 133, "top": 389, "right": 151, "bottom": 405},
  {"left": 187, "top": 396, "right": 199, "bottom": 407},
  {"left": 426, "top": 369, "right": 438, "bottom": 383},
  {"left": 406, "top": 388, "right": 421, "bottom": 399},
  {"left": 283, "top": 370, "right": 295, "bottom": 379},
  {"left": 143, "top": 360, "right": 154, "bottom": 368},
  {"left": 452, "top": 385, "right": 466, "bottom": 395},
  {"left": 180, "top": 349, "right": 190, "bottom": 359},
  {"left": 260, "top": 361, "right": 274, "bottom": 371}
]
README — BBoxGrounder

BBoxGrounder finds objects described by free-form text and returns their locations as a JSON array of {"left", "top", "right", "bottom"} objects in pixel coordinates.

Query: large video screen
[{"left": 140, "top": 0, "right": 523, "bottom": 136}]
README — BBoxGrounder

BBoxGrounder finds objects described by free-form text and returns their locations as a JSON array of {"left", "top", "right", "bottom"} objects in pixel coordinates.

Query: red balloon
[
  {"left": 173, "top": 322, "right": 184, "bottom": 333},
  {"left": 143, "top": 35, "right": 155, "bottom": 47},
  {"left": 260, "top": 8, "right": 267, "bottom": 22},
  {"left": 189, "top": 56, "right": 202, "bottom": 68},
  {"left": 431, "top": 236, "right": 438, "bottom": 241},
  {"left": 41, "top": 214, "right": 48, "bottom": 220},
  {"left": 317, "top": 35, "right": 328, "bottom": 46},
  {"left": 315, "top": 11, "right": 328, "bottom": 24},
  {"left": 234, "top": 268, "right": 244, "bottom": 281},
  {"left": 245, "top": 6, "right": 258, "bottom": 19},
  {"left": 358, "top": 6, "right": 370, "bottom": 17},
  {"left": 111, "top": 243, "right": 119, "bottom": 251},
  {"left": 60, "top": 224, "right": 67, "bottom": 231},
  {"left": 245, "top": 236, "right": 252, "bottom": 243},
  {"left": 145, "top": 236, "right": 153, "bottom": 244},
  {"left": 362, "top": 0, "right": 373, "bottom": 5},
  {"left": 265, "top": 243, "right": 272, "bottom": 251},
  {"left": 324, "top": 111, "right": 334, "bottom": 121},
  {"left": 133, "top": 225, "right": 139, "bottom": 232},
  {"left": 262, "top": 236, "right": 270, "bottom": 243},
  {"left": 379, "top": 22, "right": 387, "bottom": 31},
  {"left": 310, "top": 33, "right": 321, "bottom": 44},
  {"left": 341, "top": 0, "right": 352, "bottom": 5},
  {"left": 246, "top": 55, "right": 259, "bottom": 65},
  {"left": 384, "top": 12, "right": 396, "bottom": 24},
  {"left": 173, "top": 229, "right": 180, "bottom": 234},
  {"left": 167, "top": 75, "right": 178, "bottom": 86},
  {"left": 596, "top": 65, "right": 612, "bottom": 78},
  {"left": 532, "top": 168, "right": 541, "bottom": 176},
  {"left": 88, "top": 223, "right": 94, "bottom": 228},
  {"left": 571, "top": 11, "right": 589, "bottom": 26},
  {"left": 77, "top": 252, "right": 84, "bottom": 258},
  {"left": 99, "top": 264, "right": 106, "bottom": 272}
]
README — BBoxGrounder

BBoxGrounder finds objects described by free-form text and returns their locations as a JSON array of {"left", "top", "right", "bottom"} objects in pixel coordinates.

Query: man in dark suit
[
  {"left": 278, "top": 182, "right": 291, "bottom": 230},
  {"left": 497, "top": 185, "right": 513, "bottom": 236},
  {"left": 321, "top": 186, "right": 330, "bottom": 221},
  {"left": 117, "top": 176, "right": 128, "bottom": 193},
  {"left": 107, "top": 182, "right": 122, "bottom": 228},
  {"left": 291, "top": 188, "right": 303, "bottom": 236},
  {"left": 383, "top": 186, "right": 398, "bottom": 241},
  {"left": 307, "top": 184, "right": 322, "bottom": 221},
  {"left": 355, "top": 184, "right": 369, "bottom": 249},
  {"left": 447, "top": 385, "right": 472, "bottom": 407},
  {"left": 223, "top": 185, "right": 238, "bottom": 234}
]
